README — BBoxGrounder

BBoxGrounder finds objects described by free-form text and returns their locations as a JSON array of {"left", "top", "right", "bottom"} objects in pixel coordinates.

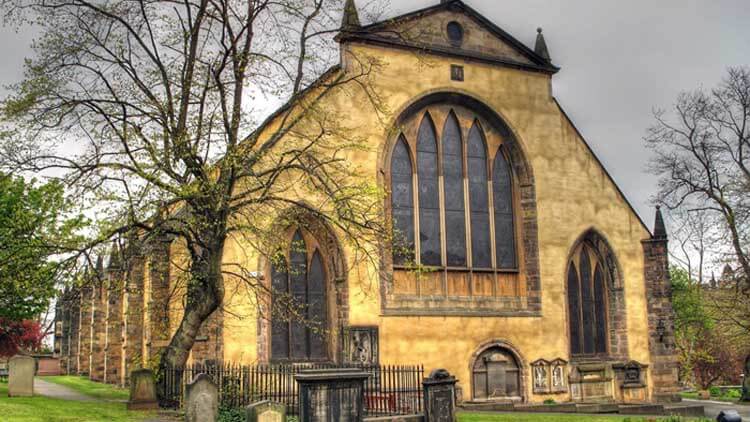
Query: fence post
[
  {"left": 422, "top": 369, "right": 457, "bottom": 422},
  {"left": 295, "top": 368, "right": 370, "bottom": 422}
]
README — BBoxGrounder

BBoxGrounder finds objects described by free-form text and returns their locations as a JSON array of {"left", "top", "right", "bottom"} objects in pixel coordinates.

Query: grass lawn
[
  {"left": 458, "top": 412, "right": 709, "bottom": 422},
  {"left": 681, "top": 390, "right": 741, "bottom": 403},
  {"left": 0, "top": 383, "right": 157, "bottom": 422},
  {"left": 39, "top": 376, "right": 130, "bottom": 401}
]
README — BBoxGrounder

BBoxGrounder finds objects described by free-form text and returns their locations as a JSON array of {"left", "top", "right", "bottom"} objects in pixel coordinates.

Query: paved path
[
  {"left": 33, "top": 378, "right": 98, "bottom": 402},
  {"left": 683, "top": 398, "right": 750, "bottom": 418}
]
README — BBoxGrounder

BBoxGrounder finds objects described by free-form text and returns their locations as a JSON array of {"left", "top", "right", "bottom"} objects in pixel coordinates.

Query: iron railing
[{"left": 158, "top": 362, "right": 424, "bottom": 416}]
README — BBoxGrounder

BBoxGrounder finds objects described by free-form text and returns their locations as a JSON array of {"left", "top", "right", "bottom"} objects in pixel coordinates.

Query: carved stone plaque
[{"left": 344, "top": 326, "right": 379, "bottom": 365}]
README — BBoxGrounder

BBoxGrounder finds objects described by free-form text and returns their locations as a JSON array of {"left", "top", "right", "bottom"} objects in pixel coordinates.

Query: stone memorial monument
[
  {"left": 8, "top": 355, "right": 35, "bottom": 397},
  {"left": 423, "top": 369, "right": 457, "bottom": 422},
  {"left": 127, "top": 368, "right": 159, "bottom": 410},
  {"left": 296, "top": 368, "right": 370, "bottom": 422},
  {"left": 186, "top": 373, "right": 218, "bottom": 422},
  {"left": 246, "top": 400, "right": 286, "bottom": 422}
]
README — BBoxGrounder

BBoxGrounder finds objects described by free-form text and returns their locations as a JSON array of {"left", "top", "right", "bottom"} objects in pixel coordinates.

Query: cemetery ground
[{"left": 0, "top": 375, "right": 716, "bottom": 422}]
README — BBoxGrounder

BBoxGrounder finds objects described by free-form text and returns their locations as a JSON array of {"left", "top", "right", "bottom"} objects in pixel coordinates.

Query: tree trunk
[{"left": 157, "top": 240, "right": 225, "bottom": 375}]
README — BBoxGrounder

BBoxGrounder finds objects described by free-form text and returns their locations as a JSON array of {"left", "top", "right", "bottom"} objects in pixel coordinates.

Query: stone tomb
[
  {"left": 296, "top": 368, "right": 370, "bottom": 422},
  {"left": 246, "top": 400, "right": 286, "bottom": 422},
  {"left": 127, "top": 368, "right": 159, "bottom": 410},
  {"left": 186, "top": 373, "right": 218, "bottom": 422},
  {"left": 423, "top": 369, "right": 457, "bottom": 422},
  {"left": 8, "top": 355, "right": 35, "bottom": 397}
]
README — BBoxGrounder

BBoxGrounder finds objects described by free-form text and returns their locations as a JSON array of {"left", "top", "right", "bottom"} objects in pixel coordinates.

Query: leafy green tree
[
  {"left": 0, "top": 173, "right": 83, "bottom": 321},
  {"left": 671, "top": 266, "right": 713, "bottom": 382}
]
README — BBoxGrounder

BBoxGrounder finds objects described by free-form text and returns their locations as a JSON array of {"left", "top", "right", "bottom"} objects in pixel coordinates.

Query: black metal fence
[{"left": 158, "top": 362, "right": 424, "bottom": 416}]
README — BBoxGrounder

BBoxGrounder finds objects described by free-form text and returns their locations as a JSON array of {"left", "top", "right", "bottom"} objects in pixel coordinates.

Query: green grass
[
  {"left": 458, "top": 413, "right": 709, "bottom": 422},
  {"left": 680, "top": 389, "right": 741, "bottom": 403},
  {"left": 0, "top": 383, "right": 156, "bottom": 422},
  {"left": 39, "top": 376, "right": 130, "bottom": 401}
]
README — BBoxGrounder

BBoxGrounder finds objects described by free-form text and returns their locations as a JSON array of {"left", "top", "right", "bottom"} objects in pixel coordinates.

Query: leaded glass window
[
  {"left": 442, "top": 112, "right": 467, "bottom": 267},
  {"left": 468, "top": 122, "right": 491, "bottom": 268},
  {"left": 271, "top": 230, "right": 328, "bottom": 361},
  {"left": 567, "top": 243, "right": 608, "bottom": 356},
  {"left": 390, "top": 136, "right": 415, "bottom": 265},
  {"left": 416, "top": 114, "right": 442, "bottom": 266},
  {"left": 493, "top": 148, "right": 516, "bottom": 268}
]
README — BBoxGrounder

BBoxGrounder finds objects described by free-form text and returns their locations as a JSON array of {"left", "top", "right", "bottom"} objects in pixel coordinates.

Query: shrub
[
  {"left": 709, "top": 386, "right": 721, "bottom": 396},
  {"left": 543, "top": 399, "right": 556, "bottom": 405},
  {"left": 218, "top": 405, "right": 244, "bottom": 422}
]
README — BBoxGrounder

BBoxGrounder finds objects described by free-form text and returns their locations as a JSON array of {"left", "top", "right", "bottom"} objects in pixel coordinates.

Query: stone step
[
  {"left": 459, "top": 401, "right": 515, "bottom": 412},
  {"left": 618, "top": 404, "right": 665, "bottom": 415},
  {"left": 575, "top": 403, "right": 620, "bottom": 413},
  {"left": 513, "top": 403, "right": 578, "bottom": 413},
  {"left": 663, "top": 404, "right": 706, "bottom": 417}
]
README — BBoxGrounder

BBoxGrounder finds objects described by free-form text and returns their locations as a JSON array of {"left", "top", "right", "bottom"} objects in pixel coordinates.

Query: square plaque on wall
[{"left": 343, "top": 326, "right": 379, "bottom": 365}]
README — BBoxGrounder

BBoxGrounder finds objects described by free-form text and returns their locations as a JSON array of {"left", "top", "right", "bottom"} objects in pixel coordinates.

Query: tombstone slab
[
  {"left": 246, "top": 400, "right": 286, "bottom": 422},
  {"left": 8, "top": 355, "right": 35, "bottom": 397},
  {"left": 423, "top": 369, "right": 457, "bottom": 422},
  {"left": 127, "top": 368, "right": 159, "bottom": 410},
  {"left": 296, "top": 368, "right": 370, "bottom": 422},
  {"left": 186, "top": 373, "right": 218, "bottom": 422}
]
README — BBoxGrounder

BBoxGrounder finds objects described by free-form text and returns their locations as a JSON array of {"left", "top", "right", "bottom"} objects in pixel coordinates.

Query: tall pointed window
[
  {"left": 271, "top": 230, "right": 328, "bottom": 361},
  {"left": 389, "top": 107, "right": 518, "bottom": 275},
  {"left": 416, "top": 115, "right": 442, "bottom": 266},
  {"left": 442, "top": 113, "right": 467, "bottom": 267},
  {"left": 567, "top": 242, "right": 608, "bottom": 356}
]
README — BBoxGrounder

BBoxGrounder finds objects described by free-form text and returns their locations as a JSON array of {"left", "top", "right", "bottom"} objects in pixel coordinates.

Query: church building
[{"left": 55, "top": 0, "right": 681, "bottom": 404}]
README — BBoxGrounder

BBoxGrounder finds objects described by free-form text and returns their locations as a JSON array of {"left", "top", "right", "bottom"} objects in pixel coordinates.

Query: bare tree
[
  {"left": 647, "top": 66, "right": 750, "bottom": 290},
  {"left": 0, "top": 0, "right": 391, "bottom": 371}
]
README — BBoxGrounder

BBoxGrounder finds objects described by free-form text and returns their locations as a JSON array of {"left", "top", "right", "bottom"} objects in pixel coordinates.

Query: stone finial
[
  {"left": 108, "top": 240, "right": 121, "bottom": 269},
  {"left": 534, "top": 27, "right": 551, "bottom": 62},
  {"left": 95, "top": 255, "right": 104, "bottom": 276},
  {"left": 340, "top": 0, "right": 360, "bottom": 31},
  {"left": 653, "top": 205, "right": 667, "bottom": 240}
]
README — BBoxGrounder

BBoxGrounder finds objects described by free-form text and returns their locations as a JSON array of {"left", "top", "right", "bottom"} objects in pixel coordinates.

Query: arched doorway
[{"left": 471, "top": 346, "right": 522, "bottom": 401}]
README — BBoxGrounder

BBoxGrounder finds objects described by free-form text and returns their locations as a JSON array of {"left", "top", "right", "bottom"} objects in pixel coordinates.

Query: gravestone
[
  {"left": 8, "top": 355, "right": 35, "bottom": 397},
  {"left": 423, "top": 369, "right": 457, "bottom": 422},
  {"left": 296, "top": 368, "right": 370, "bottom": 422},
  {"left": 246, "top": 400, "right": 286, "bottom": 422},
  {"left": 742, "top": 354, "right": 750, "bottom": 401},
  {"left": 127, "top": 368, "right": 159, "bottom": 410},
  {"left": 186, "top": 373, "right": 218, "bottom": 422}
]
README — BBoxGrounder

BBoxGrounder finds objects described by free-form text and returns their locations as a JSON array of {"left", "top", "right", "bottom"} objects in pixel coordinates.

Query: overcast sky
[{"left": 1, "top": 0, "right": 749, "bottom": 231}]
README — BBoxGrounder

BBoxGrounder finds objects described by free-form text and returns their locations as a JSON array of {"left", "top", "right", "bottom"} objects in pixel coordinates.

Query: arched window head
[
  {"left": 416, "top": 113, "right": 442, "bottom": 266},
  {"left": 442, "top": 111, "right": 467, "bottom": 267}
]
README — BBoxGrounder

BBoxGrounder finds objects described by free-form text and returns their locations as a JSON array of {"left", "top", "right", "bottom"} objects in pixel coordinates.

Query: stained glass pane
[
  {"left": 270, "top": 256, "right": 289, "bottom": 359},
  {"left": 391, "top": 136, "right": 414, "bottom": 265},
  {"left": 493, "top": 148, "right": 516, "bottom": 268},
  {"left": 308, "top": 250, "right": 327, "bottom": 359},
  {"left": 580, "top": 249, "right": 595, "bottom": 354},
  {"left": 594, "top": 264, "right": 608, "bottom": 354},
  {"left": 567, "top": 262, "right": 582, "bottom": 355},
  {"left": 468, "top": 122, "right": 491, "bottom": 268},
  {"left": 442, "top": 113, "right": 466, "bottom": 266},
  {"left": 417, "top": 114, "right": 442, "bottom": 266}
]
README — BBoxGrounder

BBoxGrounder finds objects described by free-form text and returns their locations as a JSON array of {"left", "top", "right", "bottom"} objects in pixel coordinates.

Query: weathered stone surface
[
  {"left": 246, "top": 400, "right": 286, "bottom": 422},
  {"left": 8, "top": 355, "right": 35, "bottom": 397},
  {"left": 186, "top": 373, "right": 218, "bottom": 422},
  {"left": 127, "top": 368, "right": 158, "bottom": 410},
  {"left": 423, "top": 369, "right": 457, "bottom": 422},
  {"left": 296, "top": 369, "right": 369, "bottom": 422}
]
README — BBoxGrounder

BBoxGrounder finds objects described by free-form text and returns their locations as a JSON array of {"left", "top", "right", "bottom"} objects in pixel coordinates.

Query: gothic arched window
[
  {"left": 567, "top": 242, "right": 608, "bottom": 356},
  {"left": 388, "top": 107, "right": 519, "bottom": 284},
  {"left": 271, "top": 230, "right": 328, "bottom": 361}
]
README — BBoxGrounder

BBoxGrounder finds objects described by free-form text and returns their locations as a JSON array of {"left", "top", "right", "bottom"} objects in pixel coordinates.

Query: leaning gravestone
[
  {"left": 8, "top": 355, "right": 35, "bottom": 397},
  {"left": 423, "top": 369, "right": 457, "bottom": 422},
  {"left": 246, "top": 400, "right": 286, "bottom": 422},
  {"left": 742, "top": 355, "right": 750, "bottom": 402},
  {"left": 127, "top": 368, "right": 159, "bottom": 410},
  {"left": 186, "top": 373, "right": 218, "bottom": 422}
]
